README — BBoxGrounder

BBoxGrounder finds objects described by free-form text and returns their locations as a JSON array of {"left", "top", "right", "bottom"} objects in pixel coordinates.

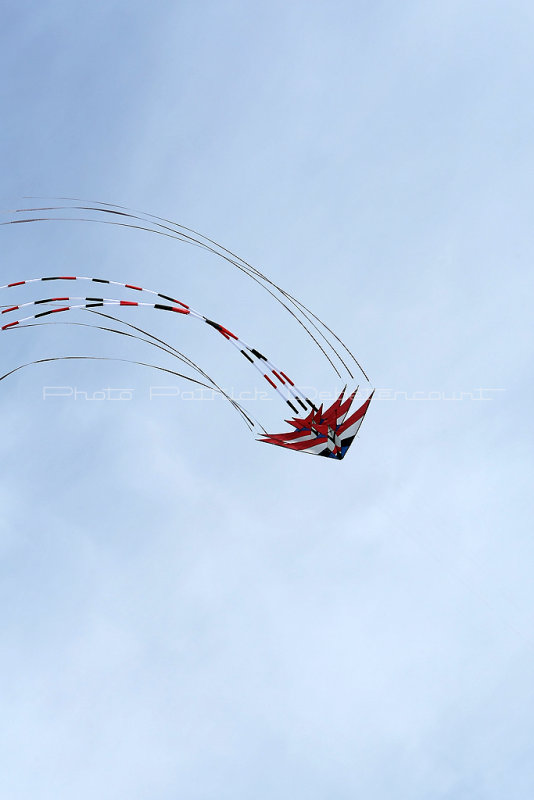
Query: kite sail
[
  {"left": 1, "top": 199, "right": 373, "bottom": 459},
  {"left": 260, "top": 389, "right": 374, "bottom": 460}
]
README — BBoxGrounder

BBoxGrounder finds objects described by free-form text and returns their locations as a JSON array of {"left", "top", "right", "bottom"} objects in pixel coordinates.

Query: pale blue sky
[{"left": 1, "top": 2, "right": 533, "bottom": 798}]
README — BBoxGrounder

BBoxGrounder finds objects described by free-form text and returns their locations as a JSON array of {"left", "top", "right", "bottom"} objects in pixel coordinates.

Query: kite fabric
[{"left": 1, "top": 199, "right": 373, "bottom": 460}]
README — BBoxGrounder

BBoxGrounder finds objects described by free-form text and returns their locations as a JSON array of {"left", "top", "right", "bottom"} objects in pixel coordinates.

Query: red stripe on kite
[
  {"left": 219, "top": 326, "right": 238, "bottom": 340},
  {"left": 280, "top": 371, "right": 294, "bottom": 386},
  {"left": 120, "top": 301, "right": 138, "bottom": 306},
  {"left": 336, "top": 394, "right": 373, "bottom": 436},
  {"left": 2, "top": 306, "right": 19, "bottom": 314},
  {"left": 2, "top": 320, "right": 19, "bottom": 330},
  {"left": 264, "top": 374, "right": 277, "bottom": 389}
]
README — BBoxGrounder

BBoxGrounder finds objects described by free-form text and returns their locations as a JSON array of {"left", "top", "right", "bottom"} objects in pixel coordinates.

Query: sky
[{"left": 1, "top": 1, "right": 533, "bottom": 798}]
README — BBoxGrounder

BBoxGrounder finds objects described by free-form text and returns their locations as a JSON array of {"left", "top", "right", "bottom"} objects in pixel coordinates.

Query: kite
[
  {"left": 260, "top": 389, "right": 373, "bottom": 460},
  {"left": 0, "top": 199, "right": 373, "bottom": 459}
]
